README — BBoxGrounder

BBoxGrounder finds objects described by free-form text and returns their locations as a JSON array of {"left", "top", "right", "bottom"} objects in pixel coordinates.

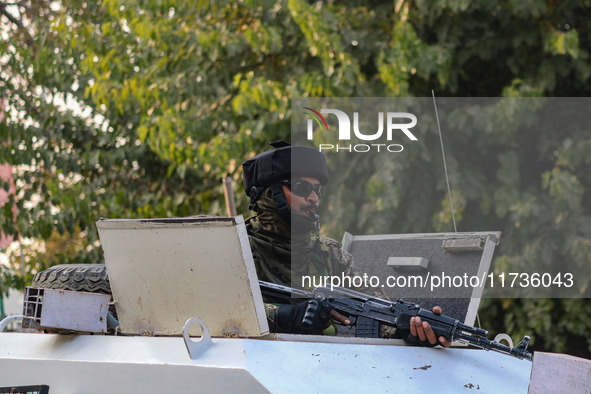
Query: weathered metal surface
[
  {"left": 40, "top": 289, "right": 109, "bottom": 333},
  {"left": 528, "top": 352, "right": 591, "bottom": 394},
  {"left": 0, "top": 332, "right": 533, "bottom": 393},
  {"left": 341, "top": 231, "right": 502, "bottom": 327},
  {"left": 23, "top": 287, "right": 109, "bottom": 333},
  {"left": 245, "top": 338, "right": 532, "bottom": 393},
  {"left": 442, "top": 238, "right": 484, "bottom": 251},
  {"left": 0, "top": 333, "right": 268, "bottom": 393},
  {"left": 96, "top": 215, "right": 268, "bottom": 337}
]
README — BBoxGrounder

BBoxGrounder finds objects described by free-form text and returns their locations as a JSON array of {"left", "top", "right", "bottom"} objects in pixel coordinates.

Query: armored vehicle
[{"left": 0, "top": 217, "right": 535, "bottom": 393}]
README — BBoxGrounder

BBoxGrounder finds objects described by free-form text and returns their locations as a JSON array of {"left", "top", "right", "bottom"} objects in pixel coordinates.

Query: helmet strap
[
  {"left": 270, "top": 183, "right": 291, "bottom": 226},
  {"left": 248, "top": 186, "right": 263, "bottom": 211}
]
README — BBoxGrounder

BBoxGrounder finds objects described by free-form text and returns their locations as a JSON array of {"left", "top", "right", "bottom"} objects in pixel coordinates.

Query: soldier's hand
[
  {"left": 409, "top": 306, "right": 452, "bottom": 348},
  {"left": 276, "top": 299, "right": 332, "bottom": 335},
  {"left": 329, "top": 309, "right": 350, "bottom": 327}
]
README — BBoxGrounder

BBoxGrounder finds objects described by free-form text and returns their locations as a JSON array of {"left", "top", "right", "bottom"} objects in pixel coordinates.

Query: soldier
[{"left": 243, "top": 141, "right": 450, "bottom": 346}]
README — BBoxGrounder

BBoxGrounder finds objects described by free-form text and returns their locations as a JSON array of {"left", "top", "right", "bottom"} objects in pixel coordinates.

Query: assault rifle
[{"left": 259, "top": 280, "right": 533, "bottom": 361}]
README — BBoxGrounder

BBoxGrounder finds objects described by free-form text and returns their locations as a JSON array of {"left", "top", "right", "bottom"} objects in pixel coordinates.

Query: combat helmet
[{"left": 242, "top": 141, "right": 328, "bottom": 224}]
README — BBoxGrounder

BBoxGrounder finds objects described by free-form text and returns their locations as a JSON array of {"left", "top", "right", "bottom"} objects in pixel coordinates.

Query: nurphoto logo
[{"left": 303, "top": 107, "right": 419, "bottom": 153}]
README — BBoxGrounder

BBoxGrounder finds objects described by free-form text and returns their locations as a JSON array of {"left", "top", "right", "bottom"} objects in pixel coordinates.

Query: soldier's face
[{"left": 282, "top": 176, "right": 321, "bottom": 217}]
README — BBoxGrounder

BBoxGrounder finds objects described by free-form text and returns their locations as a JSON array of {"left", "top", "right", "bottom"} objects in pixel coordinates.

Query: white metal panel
[
  {"left": 0, "top": 332, "right": 533, "bottom": 393},
  {"left": 41, "top": 289, "right": 109, "bottom": 333},
  {"left": 528, "top": 352, "right": 591, "bottom": 394},
  {"left": 96, "top": 216, "right": 268, "bottom": 337},
  {"left": 244, "top": 338, "right": 533, "bottom": 393},
  {"left": 0, "top": 333, "right": 268, "bottom": 393}
]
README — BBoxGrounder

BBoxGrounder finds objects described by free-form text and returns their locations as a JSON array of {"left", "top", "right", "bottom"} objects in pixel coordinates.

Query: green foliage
[{"left": 1, "top": 0, "right": 591, "bottom": 357}]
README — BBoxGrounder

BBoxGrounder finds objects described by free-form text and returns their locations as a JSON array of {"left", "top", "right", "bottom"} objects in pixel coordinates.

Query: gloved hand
[{"left": 276, "top": 299, "right": 332, "bottom": 335}]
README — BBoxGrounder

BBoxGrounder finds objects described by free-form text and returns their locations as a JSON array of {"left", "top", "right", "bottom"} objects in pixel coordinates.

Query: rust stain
[{"left": 223, "top": 320, "right": 244, "bottom": 337}]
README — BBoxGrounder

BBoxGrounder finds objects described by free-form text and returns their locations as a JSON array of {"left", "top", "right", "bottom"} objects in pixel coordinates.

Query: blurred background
[{"left": 1, "top": 0, "right": 590, "bottom": 357}]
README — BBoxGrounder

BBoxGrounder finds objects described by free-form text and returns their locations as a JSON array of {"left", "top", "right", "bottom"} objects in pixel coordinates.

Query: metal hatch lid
[
  {"left": 341, "top": 231, "right": 502, "bottom": 327},
  {"left": 96, "top": 215, "right": 269, "bottom": 337}
]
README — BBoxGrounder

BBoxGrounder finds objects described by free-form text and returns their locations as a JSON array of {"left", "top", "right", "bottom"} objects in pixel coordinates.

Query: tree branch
[
  {"left": 0, "top": 1, "right": 35, "bottom": 45},
  {"left": 0, "top": 3, "right": 24, "bottom": 28}
]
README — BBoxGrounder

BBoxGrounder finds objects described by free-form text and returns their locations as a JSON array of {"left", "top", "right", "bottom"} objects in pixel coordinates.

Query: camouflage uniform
[
  {"left": 246, "top": 188, "right": 360, "bottom": 288},
  {"left": 247, "top": 188, "right": 396, "bottom": 336}
]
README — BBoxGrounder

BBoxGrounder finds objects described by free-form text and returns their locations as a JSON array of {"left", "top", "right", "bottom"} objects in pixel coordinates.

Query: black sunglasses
[{"left": 281, "top": 179, "right": 324, "bottom": 198}]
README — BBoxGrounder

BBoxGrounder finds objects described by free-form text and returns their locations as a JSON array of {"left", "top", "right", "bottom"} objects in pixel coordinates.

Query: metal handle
[
  {"left": 387, "top": 257, "right": 429, "bottom": 269},
  {"left": 0, "top": 315, "right": 23, "bottom": 332},
  {"left": 494, "top": 333, "right": 514, "bottom": 348}
]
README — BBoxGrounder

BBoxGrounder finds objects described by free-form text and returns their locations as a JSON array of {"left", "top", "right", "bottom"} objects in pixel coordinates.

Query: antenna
[{"left": 431, "top": 90, "right": 457, "bottom": 232}]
